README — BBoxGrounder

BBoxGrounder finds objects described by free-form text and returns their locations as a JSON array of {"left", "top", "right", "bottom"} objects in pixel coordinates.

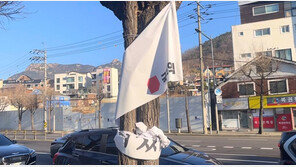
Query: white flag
[{"left": 115, "top": 1, "right": 183, "bottom": 119}]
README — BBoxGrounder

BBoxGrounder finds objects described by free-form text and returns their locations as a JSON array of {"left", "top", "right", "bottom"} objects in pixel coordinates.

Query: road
[{"left": 16, "top": 135, "right": 281, "bottom": 165}]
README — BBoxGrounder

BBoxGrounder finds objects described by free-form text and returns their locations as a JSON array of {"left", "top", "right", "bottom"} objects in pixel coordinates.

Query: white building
[
  {"left": 91, "top": 68, "right": 119, "bottom": 98},
  {"left": 232, "top": 1, "right": 296, "bottom": 70},
  {"left": 54, "top": 72, "right": 92, "bottom": 95}
]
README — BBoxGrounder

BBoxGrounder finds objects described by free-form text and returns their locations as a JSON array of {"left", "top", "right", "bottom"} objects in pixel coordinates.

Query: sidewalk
[{"left": 165, "top": 130, "right": 282, "bottom": 137}]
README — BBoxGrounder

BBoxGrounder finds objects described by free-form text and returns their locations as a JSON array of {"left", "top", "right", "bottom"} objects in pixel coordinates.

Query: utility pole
[
  {"left": 29, "top": 48, "right": 48, "bottom": 132},
  {"left": 184, "top": 84, "right": 192, "bottom": 133},
  {"left": 207, "top": 66, "right": 212, "bottom": 134},
  {"left": 166, "top": 89, "right": 171, "bottom": 133},
  {"left": 196, "top": 1, "right": 208, "bottom": 134}
]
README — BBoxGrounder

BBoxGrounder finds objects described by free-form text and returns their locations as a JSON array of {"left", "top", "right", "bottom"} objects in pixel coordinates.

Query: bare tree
[
  {"left": 239, "top": 55, "right": 279, "bottom": 134},
  {"left": 44, "top": 87, "right": 57, "bottom": 132},
  {"left": 8, "top": 85, "right": 28, "bottom": 130},
  {"left": 0, "top": 2, "right": 24, "bottom": 28},
  {"left": 100, "top": 2, "right": 182, "bottom": 165},
  {"left": 25, "top": 94, "right": 41, "bottom": 130},
  {"left": 0, "top": 89, "right": 9, "bottom": 111}
]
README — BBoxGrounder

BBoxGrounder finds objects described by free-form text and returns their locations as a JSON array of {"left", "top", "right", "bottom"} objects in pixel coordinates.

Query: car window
[
  {"left": 106, "top": 133, "right": 118, "bottom": 155},
  {"left": 161, "top": 139, "right": 186, "bottom": 157},
  {"left": 74, "top": 133, "right": 101, "bottom": 150},
  {"left": 0, "top": 134, "right": 13, "bottom": 146}
]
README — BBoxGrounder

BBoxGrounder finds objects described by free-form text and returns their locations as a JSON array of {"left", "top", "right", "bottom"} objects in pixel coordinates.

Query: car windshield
[
  {"left": 0, "top": 134, "right": 13, "bottom": 146},
  {"left": 161, "top": 139, "right": 187, "bottom": 157}
]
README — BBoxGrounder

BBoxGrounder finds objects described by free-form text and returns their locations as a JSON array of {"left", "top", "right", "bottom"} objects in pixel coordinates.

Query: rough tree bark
[{"left": 100, "top": 1, "right": 182, "bottom": 165}]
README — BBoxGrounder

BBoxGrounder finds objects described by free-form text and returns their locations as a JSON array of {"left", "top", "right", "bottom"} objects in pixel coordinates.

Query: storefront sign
[
  {"left": 218, "top": 98, "right": 248, "bottom": 111},
  {"left": 249, "top": 94, "right": 296, "bottom": 109},
  {"left": 253, "top": 116, "right": 275, "bottom": 129},
  {"left": 267, "top": 96, "right": 296, "bottom": 106},
  {"left": 277, "top": 114, "right": 293, "bottom": 131}
]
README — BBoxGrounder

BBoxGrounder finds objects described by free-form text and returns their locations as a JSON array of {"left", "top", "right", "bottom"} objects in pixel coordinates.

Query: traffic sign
[
  {"left": 214, "top": 88, "right": 222, "bottom": 96},
  {"left": 216, "top": 95, "right": 223, "bottom": 104}
]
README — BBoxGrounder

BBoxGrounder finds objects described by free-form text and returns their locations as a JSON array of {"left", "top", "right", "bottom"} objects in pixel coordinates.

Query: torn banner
[
  {"left": 115, "top": 1, "right": 183, "bottom": 119},
  {"left": 114, "top": 122, "right": 170, "bottom": 160}
]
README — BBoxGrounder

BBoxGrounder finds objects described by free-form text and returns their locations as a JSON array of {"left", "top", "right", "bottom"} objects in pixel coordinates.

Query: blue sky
[{"left": 0, "top": 1, "right": 240, "bottom": 79}]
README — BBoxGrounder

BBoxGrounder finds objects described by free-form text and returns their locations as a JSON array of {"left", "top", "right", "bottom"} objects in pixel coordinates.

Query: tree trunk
[
  {"left": 18, "top": 108, "right": 22, "bottom": 130},
  {"left": 258, "top": 80, "right": 264, "bottom": 134},
  {"left": 185, "top": 88, "right": 192, "bottom": 133},
  {"left": 31, "top": 112, "right": 34, "bottom": 130},
  {"left": 118, "top": 2, "right": 138, "bottom": 165}
]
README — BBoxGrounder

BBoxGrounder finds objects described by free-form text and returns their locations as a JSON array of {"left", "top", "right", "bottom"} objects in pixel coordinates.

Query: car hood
[
  {"left": 0, "top": 144, "right": 30, "bottom": 158},
  {"left": 167, "top": 149, "right": 221, "bottom": 165}
]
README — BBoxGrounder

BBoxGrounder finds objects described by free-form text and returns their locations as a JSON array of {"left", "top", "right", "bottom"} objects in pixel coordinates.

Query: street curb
[{"left": 16, "top": 139, "right": 53, "bottom": 142}]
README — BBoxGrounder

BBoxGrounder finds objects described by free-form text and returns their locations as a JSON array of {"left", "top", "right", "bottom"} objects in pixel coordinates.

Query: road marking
[
  {"left": 192, "top": 145, "right": 200, "bottom": 147},
  {"left": 206, "top": 152, "right": 278, "bottom": 158},
  {"left": 207, "top": 146, "right": 216, "bottom": 148},
  {"left": 241, "top": 147, "right": 252, "bottom": 149},
  {"left": 260, "top": 147, "right": 274, "bottom": 150},
  {"left": 36, "top": 152, "right": 50, "bottom": 155},
  {"left": 228, "top": 138, "right": 268, "bottom": 141},
  {"left": 216, "top": 158, "right": 278, "bottom": 164},
  {"left": 223, "top": 146, "right": 234, "bottom": 149}
]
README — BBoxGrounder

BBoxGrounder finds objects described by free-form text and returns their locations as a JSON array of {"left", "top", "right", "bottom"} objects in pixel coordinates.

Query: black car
[
  {"left": 0, "top": 133, "right": 36, "bottom": 165},
  {"left": 52, "top": 128, "right": 222, "bottom": 165},
  {"left": 50, "top": 133, "right": 72, "bottom": 157},
  {"left": 279, "top": 131, "right": 296, "bottom": 165}
]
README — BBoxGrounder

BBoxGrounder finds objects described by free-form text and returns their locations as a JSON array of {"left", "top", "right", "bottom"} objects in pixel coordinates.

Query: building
[
  {"left": 54, "top": 72, "right": 92, "bottom": 96},
  {"left": 1, "top": 75, "right": 53, "bottom": 90},
  {"left": 218, "top": 56, "right": 296, "bottom": 132},
  {"left": 91, "top": 68, "right": 118, "bottom": 99},
  {"left": 232, "top": 1, "right": 296, "bottom": 70}
]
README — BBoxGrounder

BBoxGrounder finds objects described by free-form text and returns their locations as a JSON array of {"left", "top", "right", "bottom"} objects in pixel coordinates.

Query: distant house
[{"left": 1, "top": 75, "right": 53, "bottom": 90}]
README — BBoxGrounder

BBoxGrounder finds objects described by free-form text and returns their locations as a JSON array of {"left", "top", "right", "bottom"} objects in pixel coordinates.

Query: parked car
[
  {"left": 52, "top": 128, "right": 222, "bottom": 165},
  {"left": 50, "top": 133, "right": 72, "bottom": 157},
  {"left": 0, "top": 133, "right": 36, "bottom": 165},
  {"left": 279, "top": 131, "right": 296, "bottom": 165}
]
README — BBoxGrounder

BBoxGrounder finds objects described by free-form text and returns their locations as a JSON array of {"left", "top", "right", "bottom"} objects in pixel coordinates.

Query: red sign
[
  {"left": 277, "top": 114, "right": 293, "bottom": 131},
  {"left": 253, "top": 117, "right": 275, "bottom": 129}
]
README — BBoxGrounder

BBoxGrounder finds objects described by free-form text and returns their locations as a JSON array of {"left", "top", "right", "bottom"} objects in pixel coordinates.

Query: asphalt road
[{"left": 16, "top": 135, "right": 281, "bottom": 165}]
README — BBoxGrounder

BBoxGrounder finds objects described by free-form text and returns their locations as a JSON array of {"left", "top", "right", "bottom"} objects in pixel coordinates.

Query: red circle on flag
[{"left": 147, "top": 76, "right": 160, "bottom": 94}]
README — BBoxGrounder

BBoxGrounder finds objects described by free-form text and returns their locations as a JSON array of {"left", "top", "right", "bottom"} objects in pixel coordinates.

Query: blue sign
[{"left": 214, "top": 88, "right": 222, "bottom": 96}]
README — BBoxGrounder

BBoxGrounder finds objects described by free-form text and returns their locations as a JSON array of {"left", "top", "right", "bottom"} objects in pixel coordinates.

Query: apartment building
[
  {"left": 232, "top": 1, "right": 296, "bottom": 70},
  {"left": 54, "top": 72, "right": 92, "bottom": 96}
]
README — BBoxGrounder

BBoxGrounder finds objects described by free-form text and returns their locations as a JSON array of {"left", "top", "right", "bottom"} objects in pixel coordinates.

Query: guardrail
[{"left": 0, "top": 130, "right": 70, "bottom": 141}]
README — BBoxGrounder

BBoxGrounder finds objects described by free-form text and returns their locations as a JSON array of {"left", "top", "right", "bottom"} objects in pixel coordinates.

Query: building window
[
  {"left": 78, "top": 83, "right": 83, "bottom": 89},
  {"left": 253, "top": 4, "right": 279, "bottom": 16},
  {"left": 66, "top": 77, "right": 75, "bottom": 83},
  {"left": 284, "top": 2, "right": 296, "bottom": 17},
  {"left": 63, "top": 84, "right": 67, "bottom": 87},
  {"left": 254, "top": 28, "right": 270, "bottom": 36},
  {"left": 56, "top": 85, "right": 60, "bottom": 90},
  {"left": 56, "top": 78, "right": 60, "bottom": 83},
  {"left": 269, "top": 79, "right": 288, "bottom": 94},
  {"left": 241, "top": 53, "right": 251, "bottom": 58},
  {"left": 78, "top": 76, "right": 83, "bottom": 82},
  {"left": 107, "top": 85, "right": 111, "bottom": 91},
  {"left": 275, "top": 49, "right": 292, "bottom": 61},
  {"left": 238, "top": 83, "right": 255, "bottom": 96},
  {"left": 281, "top": 25, "right": 290, "bottom": 33},
  {"left": 255, "top": 51, "right": 272, "bottom": 57},
  {"left": 239, "top": 32, "right": 244, "bottom": 36},
  {"left": 67, "top": 84, "right": 74, "bottom": 89}
]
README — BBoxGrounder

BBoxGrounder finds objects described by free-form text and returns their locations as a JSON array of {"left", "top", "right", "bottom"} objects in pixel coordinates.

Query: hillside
[
  {"left": 9, "top": 32, "right": 233, "bottom": 82},
  {"left": 182, "top": 32, "right": 233, "bottom": 81},
  {"left": 8, "top": 59, "right": 122, "bottom": 80}
]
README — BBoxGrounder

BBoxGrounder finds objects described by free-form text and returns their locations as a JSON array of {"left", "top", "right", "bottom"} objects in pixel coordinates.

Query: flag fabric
[{"left": 115, "top": 1, "right": 183, "bottom": 119}]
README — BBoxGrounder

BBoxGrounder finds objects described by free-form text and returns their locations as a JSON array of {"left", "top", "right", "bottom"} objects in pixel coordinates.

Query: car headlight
[{"left": 29, "top": 150, "right": 36, "bottom": 157}]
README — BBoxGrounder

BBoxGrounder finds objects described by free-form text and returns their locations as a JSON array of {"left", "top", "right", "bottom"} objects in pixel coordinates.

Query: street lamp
[{"left": 195, "top": 29, "right": 219, "bottom": 133}]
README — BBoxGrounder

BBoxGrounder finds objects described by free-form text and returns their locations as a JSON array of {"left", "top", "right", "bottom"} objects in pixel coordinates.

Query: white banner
[{"left": 115, "top": 1, "right": 183, "bottom": 119}]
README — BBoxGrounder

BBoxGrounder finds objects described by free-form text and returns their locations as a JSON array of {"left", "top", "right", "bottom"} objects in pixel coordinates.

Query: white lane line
[
  {"left": 192, "top": 145, "right": 200, "bottom": 147},
  {"left": 241, "top": 147, "right": 252, "bottom": 149},
  {"left": 36, "top": 152, "right": 50, "bottom": 155},
  {"left": 223, "top": 146, "right": 234, "bottom": 149},
  {"left": 207, "top": 146, "right": 216, "bottom": 148},
  {"left": 260, "top": 147, "right": 274, "bottom": 150},
  {"left": 228, "top": 138, "right": 268, "bottom": 141},
  {"left": 216, "top": 158, "right": 278, "bottom": 164},
  {"left": 206, "top": 152, "right": 277, "bottom": 157}
]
